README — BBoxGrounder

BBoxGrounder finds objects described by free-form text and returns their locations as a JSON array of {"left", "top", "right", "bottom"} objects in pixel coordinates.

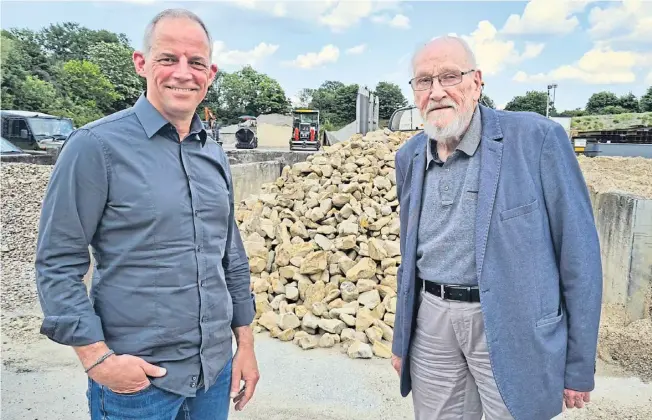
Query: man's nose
[
  {"left": 172, "top": 59, "right": 194, "bottom": 80},
  {"left": 428, "top": 81, "right": 447, "bottom": 102}
]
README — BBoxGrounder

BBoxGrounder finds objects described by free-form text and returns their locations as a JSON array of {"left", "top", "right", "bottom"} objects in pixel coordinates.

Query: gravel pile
[
  {"left": 1, "top": 163, "right": 52, "bottom": 343},
  {"left": 235, "top": 129, "right": 416, "bottom": 359}
]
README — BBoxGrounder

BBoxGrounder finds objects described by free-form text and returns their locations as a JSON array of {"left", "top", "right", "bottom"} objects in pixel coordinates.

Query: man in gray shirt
[{"left": 35, "top": 8, "right": 258, "bottom": 419}]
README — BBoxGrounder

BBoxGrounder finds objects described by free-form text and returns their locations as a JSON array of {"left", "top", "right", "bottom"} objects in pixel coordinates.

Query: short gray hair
[
  {"left": 142, "top": 8, "right": 213, "bottom": 58},
  {"left": 410, "top": 35, "right": 478, "bottom": 77}
]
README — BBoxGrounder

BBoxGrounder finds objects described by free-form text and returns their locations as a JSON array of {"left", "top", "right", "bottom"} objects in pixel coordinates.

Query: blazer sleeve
[
  {"left": 391, "top": 152, "right": 406, "bottom": 357},
  {"left": 540, "top": 123, "right": 603, "bottom": 392}
]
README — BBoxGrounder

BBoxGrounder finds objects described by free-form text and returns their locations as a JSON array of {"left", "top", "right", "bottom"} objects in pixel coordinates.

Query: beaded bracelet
[{"left": 84, "top": 349, "right": 115, "bottom": 374}]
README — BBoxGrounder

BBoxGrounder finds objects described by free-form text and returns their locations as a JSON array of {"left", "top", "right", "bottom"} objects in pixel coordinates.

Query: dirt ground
[{"left": 577, "top": 155, "right": 652, "bottom": 199}]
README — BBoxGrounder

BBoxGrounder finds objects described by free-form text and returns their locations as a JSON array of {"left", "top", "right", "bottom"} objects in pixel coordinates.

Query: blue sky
[{"left": 2, "top": 0, "right": 651, "bottom": 112}]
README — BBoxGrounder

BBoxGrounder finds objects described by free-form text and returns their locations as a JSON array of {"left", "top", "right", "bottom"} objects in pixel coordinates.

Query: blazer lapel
[
  {"left": 475, "top": 105, "right": 504, "bottom": 283},
  {"left": 405, "top": 137, "right": 427, "bottom": 270}
]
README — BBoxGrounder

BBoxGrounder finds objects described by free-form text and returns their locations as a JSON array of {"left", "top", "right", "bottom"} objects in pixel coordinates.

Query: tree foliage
[
  {"left": 504, "top": 91, "right": 553, "bottom": 116},
  {"left": 3, "top": 22, "right": 649, "bottom": 132},
  {"left": 375, "top": 82, "right": 407, "bottom": 120},
  {"left": 640, "top": 87, "right": 652, "bottom": 113}
]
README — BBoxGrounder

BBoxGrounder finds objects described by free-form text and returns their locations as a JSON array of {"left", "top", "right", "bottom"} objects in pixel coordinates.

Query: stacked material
[{"left": 235, "top": 128, "right": 417, "bottom": 359}]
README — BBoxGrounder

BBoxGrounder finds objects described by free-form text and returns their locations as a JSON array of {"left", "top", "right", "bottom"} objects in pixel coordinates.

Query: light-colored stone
[{"left": 347, "top": 340, "right": 373, "bottom": 359}]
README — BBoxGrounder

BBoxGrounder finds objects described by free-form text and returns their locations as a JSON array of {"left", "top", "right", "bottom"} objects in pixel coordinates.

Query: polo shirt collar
[
  {"left": 133, "top": 94, "right": 207, "bottom": 146},
  {"left": 427, "top": 104, "right": 481, "bottom": 164}
]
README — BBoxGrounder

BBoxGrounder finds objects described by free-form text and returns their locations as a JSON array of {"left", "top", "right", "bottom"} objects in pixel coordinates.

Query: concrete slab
[
  {"left": 2, "top": 332, "right": 651, "bottom": 420},
  {"left": 591, "top": 191, "right": 652, "bottom": 321}
]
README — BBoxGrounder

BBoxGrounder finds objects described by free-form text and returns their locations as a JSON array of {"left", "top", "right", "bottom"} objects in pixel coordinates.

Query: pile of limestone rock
[{"left": 234, "top": 128, "right": 417, "bottom": 359}]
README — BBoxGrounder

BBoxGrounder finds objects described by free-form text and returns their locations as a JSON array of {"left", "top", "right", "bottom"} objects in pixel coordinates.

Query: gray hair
[
  {"left": 410, "top": 35, "right": 478, "bottom": 77},
  {"left": 142, "top": 8, "right": 213, "bottom": 58}
]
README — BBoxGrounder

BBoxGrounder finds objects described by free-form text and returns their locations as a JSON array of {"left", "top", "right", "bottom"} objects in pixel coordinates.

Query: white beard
[{"left": 422, "top": 104, "right": 474, "bottom": 147}]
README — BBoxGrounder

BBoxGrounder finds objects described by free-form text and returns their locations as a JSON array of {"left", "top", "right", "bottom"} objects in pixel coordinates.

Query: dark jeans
[{"left": 87, "top": 358, "right": 232, "bottom": 420}]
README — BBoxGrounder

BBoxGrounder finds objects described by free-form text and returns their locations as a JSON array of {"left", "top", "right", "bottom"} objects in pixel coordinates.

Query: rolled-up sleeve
[
  {"left": 35, "top": 128, "right": 109, "bottom": 346},
  {"left": 221, "top": 160, "right": 255, "bottom": 328}
]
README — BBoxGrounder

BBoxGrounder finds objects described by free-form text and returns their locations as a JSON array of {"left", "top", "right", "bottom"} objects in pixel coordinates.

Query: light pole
[{"left": 546, "top": 83, "right": 557, "bottom": 118}]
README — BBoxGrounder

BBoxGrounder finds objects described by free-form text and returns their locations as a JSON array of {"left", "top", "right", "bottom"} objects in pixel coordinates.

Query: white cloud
[
  {"left": 500, "top": 0, "right": 595, "bottom": 35},
  {"left": 371, "top": 13, "right": 411, "bottom": 29},
  {"left": 283, "top": 44, "right": 340, "bottom": 69},
  {"left": 646, "top": 71, "right": 652, "bottom": 85},
  {"left": 587, "top": 0, "right": 652, "bottom": 43},
  {"left": 513, "top": 44, "right": 652, "bottom": 85},
  {"left": 457, "top": 21, "right": 545, "bottom": 75},
  {"left": 346, "top": 44, "right": 367, "bottom": 55},
  {"left": 224, "top": 0, "right": 403, "bottom": 32},
  {"left": 212, "top": 41, "right": 279, "bottom": 68}
]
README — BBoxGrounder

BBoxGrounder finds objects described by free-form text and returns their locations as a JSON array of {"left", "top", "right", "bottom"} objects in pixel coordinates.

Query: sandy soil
[
  {"left": 598, "top": 305, "right": 652, "bottom": 383},
  {"left": 257, "top": 123, "right": 292, "bottom": 148},
  {"left": 578, "top": 155, "right": 652, "bottom": 199}
]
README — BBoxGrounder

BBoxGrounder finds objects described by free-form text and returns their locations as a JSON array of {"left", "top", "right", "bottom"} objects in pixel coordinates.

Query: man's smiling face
[{"left": 134, "top": 16, "right": 217, "bottom": 122}]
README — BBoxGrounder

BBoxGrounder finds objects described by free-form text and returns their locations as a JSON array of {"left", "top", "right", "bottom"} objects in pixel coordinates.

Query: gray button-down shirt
[
  {"left": 416, "top": 105, "right": 482, "bottom": 286},
  {"left": 35, "top": 94, "right": 255, "bottom": 397}
]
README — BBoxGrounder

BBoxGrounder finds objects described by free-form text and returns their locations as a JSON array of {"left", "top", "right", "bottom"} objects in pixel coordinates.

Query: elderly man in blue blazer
[{"left": 390, "top": 35, "right": 603, "bottom": 420}]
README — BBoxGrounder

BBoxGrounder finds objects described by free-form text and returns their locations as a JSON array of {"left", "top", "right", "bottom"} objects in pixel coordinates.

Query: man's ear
[
  {"left": 209, "top": 63, "right": 219, "bottom": 83},
  {"left": 133, "top": 51, "right": 147, "bottom": 78},
  {"left": 474, "top": 70, "right": 483, "bottom": 101}
]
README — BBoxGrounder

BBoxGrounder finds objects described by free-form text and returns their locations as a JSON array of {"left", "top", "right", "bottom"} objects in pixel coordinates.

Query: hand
[
  {"left": 87, "top": 353, "right": 167, "bottom": 394},
  {"left": 562, "top": 389, "right": 591, "bottom": 410},
  {"left": 391, "top": 354, "right": 401, "bottom": 376},
  {"left": 230, "top": 329, "right": 260, "bottom": 411}
]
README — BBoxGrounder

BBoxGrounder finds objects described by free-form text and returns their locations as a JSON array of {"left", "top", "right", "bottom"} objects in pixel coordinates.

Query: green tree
[
  {"left": 640, "top": 87, "right": 652, "bottom": 112},
  {"left": 217, "top": 66, "right": 291, "bottom": 123},
  {"left": 557, "top": 108, "right": 587, "bottom": 117},
  {"left": 88, "top": 42, "right": 144, "bottom": 112},
  {"left": 374, "top": 82, "right": 407, "bottom": 119},
  {"left": 55, "top": 60, "right": 119, "bottom": 115},
  {"left": 39, "top": 22, "right": 130, "bottom": 62},
  {"left": 504, "top": 91, "right": 551, "bottom": 116},
  {"left": 310, "top": 80, "right": 358, "bottom": 127},
  {"left": 585, "top": 91, "right": 620, "bottom": 114},
  {"left": 19, "top": 75, "right": 60, "bottom": 113},
  {"left": 618, "top": 92, "right": 639, "bottom": 113}
]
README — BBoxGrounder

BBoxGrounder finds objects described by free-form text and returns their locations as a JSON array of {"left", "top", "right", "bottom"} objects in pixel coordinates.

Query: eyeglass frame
[{"left": 409, "top": 69, "right": 476, "bottom": 91}]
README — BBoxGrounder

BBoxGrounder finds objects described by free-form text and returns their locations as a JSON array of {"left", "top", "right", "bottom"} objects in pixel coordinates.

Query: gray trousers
[{"left": 410, "top": 289, "right": 514, "bottom": 420}]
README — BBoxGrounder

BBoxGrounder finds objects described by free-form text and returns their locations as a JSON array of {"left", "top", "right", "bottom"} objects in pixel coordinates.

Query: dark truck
[{"left": 1, "top": 110, "right": 74, "bottom": 153}]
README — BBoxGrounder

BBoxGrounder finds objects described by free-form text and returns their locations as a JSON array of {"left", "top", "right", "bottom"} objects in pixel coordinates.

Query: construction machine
[
  {"left": 235, "top": 115, "right": 258, "bottom": 149},
  {"left": 289, "top": 108, "right": 320, "bottom": 151},
  {"left": 203, "top": 107, "right": 222, "bottom": 145}
]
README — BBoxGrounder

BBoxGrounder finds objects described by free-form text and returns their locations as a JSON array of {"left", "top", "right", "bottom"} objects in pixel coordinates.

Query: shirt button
[
  {"left": 192, "top": 376, "right": 197, "bottom": 380},
  {"left": 194, "top": 210, "right": 199, "bottom": 217},
  {"left": 196, "top": 245, "right": 201, "bottom": 252}
]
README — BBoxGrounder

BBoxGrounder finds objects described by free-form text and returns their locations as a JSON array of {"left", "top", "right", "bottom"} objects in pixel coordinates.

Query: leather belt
[{"left": 424, "top": 280, "right": 481, "bottom": 303}]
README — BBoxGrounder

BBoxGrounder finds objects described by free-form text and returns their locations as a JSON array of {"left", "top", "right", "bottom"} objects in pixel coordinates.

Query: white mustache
[{"left": 426, "top": 101, "right": 457, "bottom": 112}]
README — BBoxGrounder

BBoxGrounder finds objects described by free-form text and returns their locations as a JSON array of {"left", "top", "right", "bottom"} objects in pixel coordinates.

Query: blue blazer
[{"left": 391, "top": 105, "right": 603, "bottom": 420}]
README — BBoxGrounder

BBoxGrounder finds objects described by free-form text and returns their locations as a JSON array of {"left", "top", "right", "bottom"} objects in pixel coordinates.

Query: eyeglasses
[{"left": 409, "top": 69, "right": 475, "bottom": 91}]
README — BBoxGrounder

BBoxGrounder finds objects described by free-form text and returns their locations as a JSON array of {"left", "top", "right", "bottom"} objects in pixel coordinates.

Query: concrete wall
[
  {"left": 226, "top": 149, "right": 315, "bottom": 167},
  {"left": 230, "top": 161, "right": 282, "bottom": 204},
  {"left": 590, "top": 190, "right": 652, "bottom": 321}
]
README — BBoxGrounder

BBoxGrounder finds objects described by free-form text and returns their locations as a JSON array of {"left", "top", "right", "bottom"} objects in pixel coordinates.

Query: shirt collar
[
  {"left": 133, "top": 94, "right": 207, "bottom": 146},
  {"left": 427, "top": 104, "right": 482, "bottom": 164}
]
